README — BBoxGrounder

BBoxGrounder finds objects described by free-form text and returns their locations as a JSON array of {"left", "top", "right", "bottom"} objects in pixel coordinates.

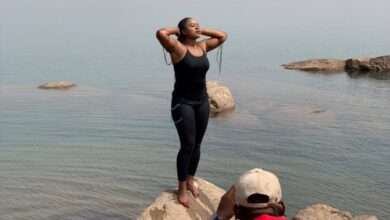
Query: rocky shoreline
[
  {"left": 137, "top": 178, "right": 377, "bottom": 220},
  {"left": 282, "top": 55, "right": 390, "bottom": 79}
]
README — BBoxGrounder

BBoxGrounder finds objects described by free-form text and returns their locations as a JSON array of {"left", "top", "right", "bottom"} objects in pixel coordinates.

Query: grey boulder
[{"left": 206, "top": 81, "right": 235, "bottom": 116}]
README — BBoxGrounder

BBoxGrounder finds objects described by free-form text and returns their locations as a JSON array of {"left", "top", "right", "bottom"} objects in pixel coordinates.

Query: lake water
[{"left": 1, "top": 1, "right": 390, "bottom": 219}]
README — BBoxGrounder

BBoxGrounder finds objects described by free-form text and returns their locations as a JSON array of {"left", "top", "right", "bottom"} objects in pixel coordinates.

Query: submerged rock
[
  {"left": 38, "top": 81, "right": 75, "bottom": 89},
  {"left": 293, "top": 204, "right": 378, "bottom": 220},
  {"left": 282, "top": 59, "right": 346, "bottom": 72},
  {"left": 352, "top": 215, "right": 379, "bottom": 220},
  {"left": 206, "top": 81, "right": 235, "bottom": 117}
]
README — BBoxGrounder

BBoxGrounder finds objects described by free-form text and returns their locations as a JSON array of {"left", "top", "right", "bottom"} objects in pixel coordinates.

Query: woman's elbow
[
  {"left": 155, "top": 29, "right": 166, "bottom": 40},
  {"left": 220, "top": 32, "right": 228, "bottom": 43}
]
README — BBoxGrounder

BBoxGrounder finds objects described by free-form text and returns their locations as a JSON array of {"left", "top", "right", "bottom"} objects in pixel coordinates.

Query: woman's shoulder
[{"left": 197, "top": 41, "right": 207, "bottom": 53}]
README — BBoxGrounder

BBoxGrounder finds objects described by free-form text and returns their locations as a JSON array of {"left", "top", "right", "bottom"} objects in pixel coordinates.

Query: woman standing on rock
[{"left": 156, "top": 17, "right": 227, "bottom": 207}]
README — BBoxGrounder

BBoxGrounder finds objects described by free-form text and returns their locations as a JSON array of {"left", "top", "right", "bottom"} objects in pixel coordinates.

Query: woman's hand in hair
[{"left": 199, "top": 28, "right": 227, "bottom": 52}]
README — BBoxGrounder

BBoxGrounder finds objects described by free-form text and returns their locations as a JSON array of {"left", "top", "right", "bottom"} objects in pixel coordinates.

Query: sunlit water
[{"left": 1, "top": 1, "right": 390, "bottom": 219}]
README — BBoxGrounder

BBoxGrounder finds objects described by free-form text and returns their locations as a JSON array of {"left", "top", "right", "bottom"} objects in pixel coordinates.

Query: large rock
[
  {"left": 282, "top": 59, "right": 346, "bottom": 72},
  {"left": 346, "top": 55, "right": 390, "bottom": 73},
  {"left": 137, "top": 178, "right": 226, "bottom": 220},
  {"left": 345, "top": 58, "right": 371, "bottom": 72},
  {"left": 292, "top": 204, "right": 378, "bottom": 220},
  {"left": 38, "top": 81, "right": 76, "bottom": 89},
  {"left": 206, "top": 81, "right": 235, "bottom": 116}
]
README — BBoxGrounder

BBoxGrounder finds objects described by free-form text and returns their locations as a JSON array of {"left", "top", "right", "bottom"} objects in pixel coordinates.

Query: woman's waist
[
  {"left": 171, "top": 90, "right": 208, "bottom": 104},
  {"left": 173, "top": 80, "right": 206, "bottom": 92}
]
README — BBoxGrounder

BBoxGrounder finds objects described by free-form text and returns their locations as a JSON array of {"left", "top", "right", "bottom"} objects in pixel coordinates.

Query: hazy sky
[
  {"left": 3, "top": 0, "right": 390, "bottom": 31},
  {"left": 2, "top": 0, "right": 390, "bottom": 81}
]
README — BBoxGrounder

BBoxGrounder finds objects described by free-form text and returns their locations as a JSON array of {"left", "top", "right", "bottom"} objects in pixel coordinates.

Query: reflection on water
[
  {"left": 347, "top": 71, "right": 390, "bottom": 80},
  {"left": 290, "top": 68, "right": 390, "bottom": 80}
]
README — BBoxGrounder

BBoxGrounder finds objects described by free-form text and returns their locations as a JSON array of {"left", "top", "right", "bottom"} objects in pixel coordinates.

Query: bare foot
[
  {"left": 178, "top": 190, "right": 190, "bottom": 207},
  {"left": 187, "top": 180, "right": 199, "bottom": 198},
  {"left": 178, "top": 181, "right": 190, "bottom": 208}
]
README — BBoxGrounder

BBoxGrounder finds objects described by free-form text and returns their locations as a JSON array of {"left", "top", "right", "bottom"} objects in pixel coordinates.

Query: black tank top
[{"left": 172, "top": 49, "right": 210, "bottom": 100}]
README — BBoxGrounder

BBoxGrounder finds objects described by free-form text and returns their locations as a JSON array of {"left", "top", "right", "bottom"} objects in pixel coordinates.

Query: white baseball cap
[{"left": 234, "top": 168, "right": 282, "bottom": 208}]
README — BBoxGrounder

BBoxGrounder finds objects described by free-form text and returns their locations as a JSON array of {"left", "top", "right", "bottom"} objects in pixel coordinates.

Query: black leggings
[{"left": 171, "top": 95, "right": 210, "bottom": 182}]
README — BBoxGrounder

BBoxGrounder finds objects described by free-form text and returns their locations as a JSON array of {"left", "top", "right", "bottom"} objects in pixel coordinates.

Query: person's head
[
  {"left": 234, "top": 168, "right": 286, "bottom": 220},
  {"left": 177, "top": 17, "right": 201, "bottom": 42}
]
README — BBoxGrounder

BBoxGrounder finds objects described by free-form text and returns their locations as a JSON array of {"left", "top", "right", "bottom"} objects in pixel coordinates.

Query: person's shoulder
[{"left": 224, "top": 185, "right": 235, "bottom": 199}]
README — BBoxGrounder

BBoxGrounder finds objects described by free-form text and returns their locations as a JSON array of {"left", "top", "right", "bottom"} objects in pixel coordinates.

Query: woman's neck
[{"left": 182, "top": 38, "right": 197, "bottom": 46}]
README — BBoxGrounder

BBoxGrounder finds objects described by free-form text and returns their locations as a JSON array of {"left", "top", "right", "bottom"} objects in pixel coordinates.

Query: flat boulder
[
  {"left": 282, "top": 59, "right": 346, "bottom": 72},
  {"left": 38, "top": 81, "right": 75, "bottom": 89},
  {"left": 293, "top": 204, "right": 377, "bottom": 220},
  {"left": 206, "top": 81, "right": 235, "bottom": 116},
  {"left": 137, "top": 178, "right": 226, "bottom": 220}
]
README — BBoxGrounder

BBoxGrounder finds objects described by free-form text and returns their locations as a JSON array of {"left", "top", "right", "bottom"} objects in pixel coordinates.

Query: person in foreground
[
  {"left": 212, "top": 168, "right": 288, "bottom": 220},
  {"left": 156, "top": 17, "right": 227, "bottom": 207}
]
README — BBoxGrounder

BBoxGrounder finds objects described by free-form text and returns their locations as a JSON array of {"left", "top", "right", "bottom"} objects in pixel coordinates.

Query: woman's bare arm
[
  {"left": 200, "top": 28, "right": 227, "bottom": 52},
  {"left": 156, "top": 27, "right": 181, "bottom": 53}
]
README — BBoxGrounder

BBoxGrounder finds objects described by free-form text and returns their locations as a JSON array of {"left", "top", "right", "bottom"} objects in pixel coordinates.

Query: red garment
[{"left": 254, "top": 214, "right": 288, "bottom": 220}]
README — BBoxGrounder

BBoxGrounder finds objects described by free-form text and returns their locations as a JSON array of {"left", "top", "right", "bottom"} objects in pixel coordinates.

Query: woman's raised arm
[
  {"left": 200, "top": 28, "right": 227, "bottom": 52},
  {"left": 156, "top": 27, "right": 181, "bottom": 53}
]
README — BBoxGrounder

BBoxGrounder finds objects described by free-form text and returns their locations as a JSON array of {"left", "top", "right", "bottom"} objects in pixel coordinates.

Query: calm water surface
[{"left": 1, "top": 1, "right": 390, "bottom": 219}]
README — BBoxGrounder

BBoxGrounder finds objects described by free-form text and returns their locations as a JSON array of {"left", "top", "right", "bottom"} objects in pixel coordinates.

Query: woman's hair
[{"left": 177, "top": 17, "right": 192, "bottom": 42}]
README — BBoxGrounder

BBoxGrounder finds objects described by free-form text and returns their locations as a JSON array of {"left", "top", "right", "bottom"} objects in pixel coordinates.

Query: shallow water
[{"left": 1, "top": 1, "right": 390, "bottom": 219}]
